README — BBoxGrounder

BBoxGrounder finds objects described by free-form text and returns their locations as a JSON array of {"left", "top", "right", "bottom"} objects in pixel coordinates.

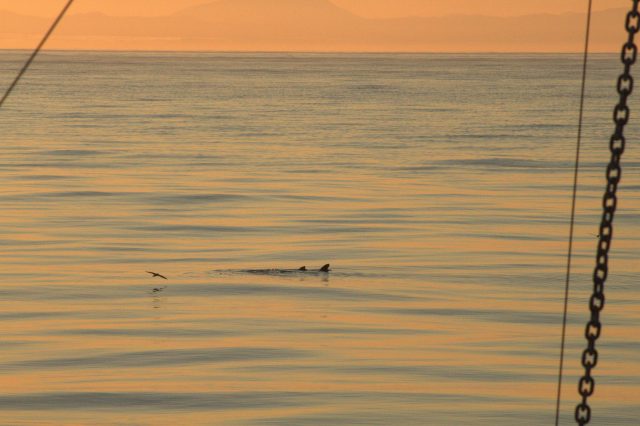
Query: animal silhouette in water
[
  {"left": 245, "top": 264, "right": 330, "bottom": 275},
  {"left": 296, "top": 264, "right": 330, "bottom": 272}
]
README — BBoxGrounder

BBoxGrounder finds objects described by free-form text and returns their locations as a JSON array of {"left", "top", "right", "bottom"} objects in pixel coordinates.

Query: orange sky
[
  {"left": 0, "top": 0, "right": 623, "bottom": 18},
  {"left": 0, "top": 0, "right": 631, "bottom": 52}
]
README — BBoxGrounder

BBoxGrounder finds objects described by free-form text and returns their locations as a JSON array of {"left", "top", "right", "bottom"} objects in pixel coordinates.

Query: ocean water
[{"left": 0, "top": 51, "right": 638, "bottom": 425}]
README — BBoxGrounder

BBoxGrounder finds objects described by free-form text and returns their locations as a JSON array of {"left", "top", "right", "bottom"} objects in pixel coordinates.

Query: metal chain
[{"left": 575, "top": 1, "right": 639, "bottom": 424}]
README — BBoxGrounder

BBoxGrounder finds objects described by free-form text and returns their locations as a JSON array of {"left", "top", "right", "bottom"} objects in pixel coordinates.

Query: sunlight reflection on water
[{"left": 0, "top": 51, "right": 638, "bottom": 425}]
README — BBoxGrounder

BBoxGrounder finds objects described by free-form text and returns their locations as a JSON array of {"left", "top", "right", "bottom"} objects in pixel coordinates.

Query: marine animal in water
[
  {"left": 244, "top": 264, "right": 330, "bottom": 275},
  {"left": 146, "top": 271, "right": 168, "bottom": 280}
]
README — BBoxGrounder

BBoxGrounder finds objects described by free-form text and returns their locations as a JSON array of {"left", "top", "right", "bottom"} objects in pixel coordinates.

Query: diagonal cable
[
  {"left": 0, "top": 0, "right": 75, "bottom": 108},
  {"left": 555, "top": 0, "right": 593, "bottom": 425}
]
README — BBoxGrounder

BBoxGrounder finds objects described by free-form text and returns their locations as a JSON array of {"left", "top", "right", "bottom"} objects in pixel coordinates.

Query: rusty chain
[{"left": 574, "top": 1, "right": 639, "bottom": 424}]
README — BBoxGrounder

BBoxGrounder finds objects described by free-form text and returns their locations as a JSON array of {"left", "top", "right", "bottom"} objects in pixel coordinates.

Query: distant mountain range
[{"left": 0, "top": 0, "right": 628, "bottom": 52}]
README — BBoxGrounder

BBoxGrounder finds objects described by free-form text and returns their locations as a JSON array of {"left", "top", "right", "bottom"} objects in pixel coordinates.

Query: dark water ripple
[
  {"left": 365, "top": 305, "right": 638, "bottom": 329},
  {"left": 1, "top": 348, "right": 309, "bottom": 371},
  {"left": 0, "top": 390, "right": 530, "bottom": 412},
  {"left": 179, "top": 282, "right": 414, "bottom": 302},
  {"left": 51, "top": 328, "right": 230, "bottom": 338},
  {"left": 0, "top": 392, "right": 309, "bottom": 411}
]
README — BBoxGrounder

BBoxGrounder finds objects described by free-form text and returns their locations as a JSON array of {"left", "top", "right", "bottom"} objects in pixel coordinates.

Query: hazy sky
[
  {"left": 0, "top": 0, "right": 624, "bottom": 18},
  {"left": 0, "top": 0, "right": 629, "bottom": 52}
]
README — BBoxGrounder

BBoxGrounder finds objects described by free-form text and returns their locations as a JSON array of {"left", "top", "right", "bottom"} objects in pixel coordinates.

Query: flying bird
[{"left": 146, "top": 271, "right": 168, "bottom": 280}]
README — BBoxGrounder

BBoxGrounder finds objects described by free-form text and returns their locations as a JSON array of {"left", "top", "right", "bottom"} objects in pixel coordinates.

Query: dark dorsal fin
[
  {"left": 299, "top": 266, "right": 307, "bottom": 271},
  {"left": 320, "top": 264, "right": 330, "bottom": 272}
]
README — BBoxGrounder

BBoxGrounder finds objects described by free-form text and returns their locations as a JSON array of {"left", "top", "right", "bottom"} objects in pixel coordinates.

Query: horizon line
[{"left": 0, "top": 48, "right": 620, "bottom": 55}]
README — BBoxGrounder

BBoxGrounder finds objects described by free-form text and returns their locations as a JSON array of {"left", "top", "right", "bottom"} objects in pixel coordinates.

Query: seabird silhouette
[
  {"left": 152, "top": 286, "right": 167, "bottom": 293},
  {"left": 146, "top": 271, "right": 168, "bottom": 280}
]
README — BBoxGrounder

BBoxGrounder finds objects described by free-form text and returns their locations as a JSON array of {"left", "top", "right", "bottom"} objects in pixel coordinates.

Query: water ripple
[{"left": 2, "top": 348, "right": 309, "bottom": 371}]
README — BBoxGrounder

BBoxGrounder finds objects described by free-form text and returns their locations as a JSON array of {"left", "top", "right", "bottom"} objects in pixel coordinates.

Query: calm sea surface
[{"left": 0, "top": 52, "right": 638, "bottom": 425}]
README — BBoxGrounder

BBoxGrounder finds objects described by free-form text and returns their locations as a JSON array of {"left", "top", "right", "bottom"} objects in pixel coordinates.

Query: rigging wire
[
  {"left": 555, "top": 0, "right": 593, "bottom": 425},
  {"left": 0, "top": 0, "right": 75, "bottom": 109}
]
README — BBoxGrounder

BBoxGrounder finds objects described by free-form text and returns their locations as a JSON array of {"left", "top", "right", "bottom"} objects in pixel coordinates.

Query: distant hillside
[
  {"left": 0, "top": 10, "right": 48, "bottom": 33},
  {"left": 177, "top": 0, "right": 356, "bottom": 23},
  {"left": 0, "top": 1, "right": 628, "bottom": 52}
]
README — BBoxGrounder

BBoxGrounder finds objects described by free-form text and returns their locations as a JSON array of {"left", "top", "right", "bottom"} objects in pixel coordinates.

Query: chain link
[{"left": 575, "top": 1, "right": 639, "bottom": 424}]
